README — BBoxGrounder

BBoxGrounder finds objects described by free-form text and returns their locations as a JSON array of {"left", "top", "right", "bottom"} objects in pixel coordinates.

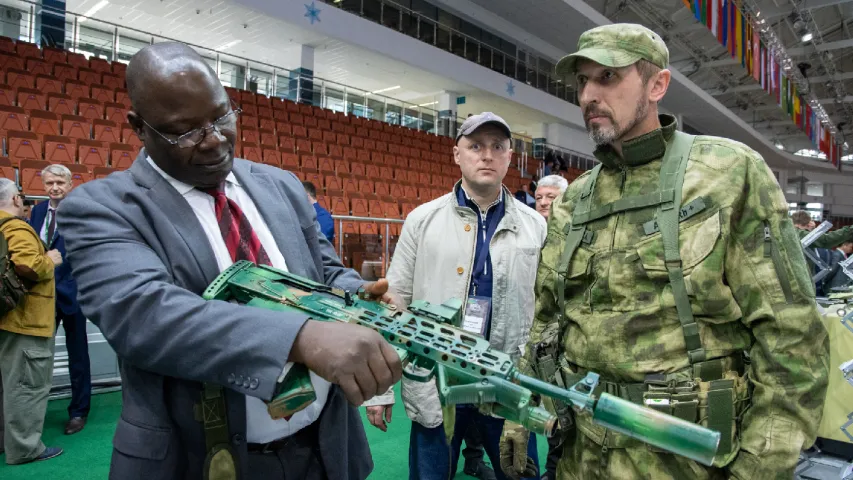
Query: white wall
[{"left": 547, "top": 122, "right": 594, "bottom": 157}]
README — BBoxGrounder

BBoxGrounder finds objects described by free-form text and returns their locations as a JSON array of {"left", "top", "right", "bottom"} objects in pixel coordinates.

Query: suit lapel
[
  {"left": 232, "top": 161, "right": 309, "bottom": 277},
  {"left": 130, "top": 152, "right": 221, "bottom": 285}
]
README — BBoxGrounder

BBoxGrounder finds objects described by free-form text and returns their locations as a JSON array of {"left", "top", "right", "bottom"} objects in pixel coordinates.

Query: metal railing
[
  {"left": 317, "top": 0, "right": 577, "bottom": 105},
  {"left": 333, "top": 215, "right": 405, "bottom": 279}
]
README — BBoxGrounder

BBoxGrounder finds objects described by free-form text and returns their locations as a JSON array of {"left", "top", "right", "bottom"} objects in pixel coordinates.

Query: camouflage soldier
[
  {"left": 790, "top": 210, "right": 853, "bottom": 248},
  {"left": 499, "top": 24, "right": 829, "bottom": 480}
]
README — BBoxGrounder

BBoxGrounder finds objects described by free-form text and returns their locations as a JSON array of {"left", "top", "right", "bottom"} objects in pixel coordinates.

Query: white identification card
[{"left": 462, "top": 296, "right": 491, "bottom": 337}]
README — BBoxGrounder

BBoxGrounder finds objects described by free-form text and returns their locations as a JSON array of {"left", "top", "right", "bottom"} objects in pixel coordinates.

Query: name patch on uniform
[{"left": 642, "top": 197, "right": 707, "bottom": 235}]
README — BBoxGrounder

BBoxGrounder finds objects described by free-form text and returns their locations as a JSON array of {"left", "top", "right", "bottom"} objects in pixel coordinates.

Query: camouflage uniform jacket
[
  {"left": 796, "top": 225, "right": 853, "bottom": 249},
  {"left": 523, "top": 115, "right": 829, "bottom": 479}
]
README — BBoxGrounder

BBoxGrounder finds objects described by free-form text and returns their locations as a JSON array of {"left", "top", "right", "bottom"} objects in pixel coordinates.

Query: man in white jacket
[{"left": 365, "top": 112, "right": 547, "bottom": 480}]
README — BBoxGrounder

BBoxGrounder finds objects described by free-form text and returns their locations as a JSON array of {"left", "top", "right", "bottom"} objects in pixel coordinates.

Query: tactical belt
[{"left": 564, "top": 353, "right": 745, "bottom": 454}]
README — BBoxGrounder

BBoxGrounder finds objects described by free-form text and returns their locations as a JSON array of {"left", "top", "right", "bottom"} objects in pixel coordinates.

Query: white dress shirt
[{"left": 146, "top": 156, "right": 330, "bottom": 443}]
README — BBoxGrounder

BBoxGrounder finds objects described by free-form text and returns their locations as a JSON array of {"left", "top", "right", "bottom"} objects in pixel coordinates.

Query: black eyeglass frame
[{"left": 139, "top": 102, "right": 242, "bottom": 149}]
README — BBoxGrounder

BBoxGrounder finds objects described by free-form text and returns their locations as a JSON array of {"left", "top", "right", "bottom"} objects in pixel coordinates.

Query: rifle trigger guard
[{"left": 403, "top": 356, "right": 437, "bottom": 382}]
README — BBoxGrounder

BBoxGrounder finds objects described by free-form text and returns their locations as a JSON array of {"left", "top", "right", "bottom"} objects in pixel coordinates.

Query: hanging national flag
[
  {"left": 694, "top": 0, "right": 702, "bottom": 21},
  {"left": 682, "top": 0, "right": 692, "bottom": 10},
  {"left": 711, "top": 0, "right": 719, "bottom": 38},
  {"left": 729, "top": 3, "right": 737, "bottom": 57},
  {"left": 752, "top": 30, "right": 760, "bottom": 81},
  {"left": 721, "top": 0, "right": 729, "bottom": 46},
  {"left": 735, "top": 9, "right": 746, "bottom": 67},
  {"left": 780, "top": 74, "right": 787, "bottom": 111},
  {"left": 820, "top": 127, "right": 829, "bottom": 155},
  {"left": 715, "top": 0, "right": 723, "bottom": 38}
]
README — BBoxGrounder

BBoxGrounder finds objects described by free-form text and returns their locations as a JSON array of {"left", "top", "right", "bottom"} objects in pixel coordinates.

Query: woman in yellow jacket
[{"left": 0, "top": 178, "right": 64, "bottom": 464}]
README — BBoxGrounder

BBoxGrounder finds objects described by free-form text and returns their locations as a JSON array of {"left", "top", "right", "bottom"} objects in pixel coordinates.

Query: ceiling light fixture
[
  {"left": 78, "top": 0, "right": 109, "bottom": 23},
  {"left": 214, "top": 40, "right": 241, "bottom": 51},
  {"left": 776, "top": 142, "right": 785, "bottom": 149},
  {"left": 801, "top": 32, "right": 813, "bottom": 43},
  {"left": 417, "top": 101, "right": 438, "bottom": 107},
  {"left": 369, "top": 85, "right": 401, "bottom": 94}
]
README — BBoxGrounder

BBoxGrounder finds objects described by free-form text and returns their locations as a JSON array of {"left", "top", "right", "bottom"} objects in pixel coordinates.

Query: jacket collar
[
  {"left": 451, "top": 180, "right": 520, "bottom": 233},
  {"left": 593, "top": 114, "right": 678, "bottom": 169}
]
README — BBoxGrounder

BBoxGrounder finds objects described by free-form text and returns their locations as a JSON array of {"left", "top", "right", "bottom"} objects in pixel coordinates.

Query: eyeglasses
[{"left": 140, "top": 105, "right": 242, "bottom": 149}]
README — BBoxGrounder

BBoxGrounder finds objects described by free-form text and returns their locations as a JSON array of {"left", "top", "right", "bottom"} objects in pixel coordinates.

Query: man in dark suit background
[
  {"left": 57, "top": 42, "right": 402, "bottom": 480},
  {"left": 302, "top": 181, "right": 334, "bottom": 243},
  {"left": 28, "top": 164, "right": 91, "bottom": 435}
]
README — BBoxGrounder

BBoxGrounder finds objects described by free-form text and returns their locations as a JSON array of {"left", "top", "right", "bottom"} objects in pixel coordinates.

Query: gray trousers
[{"left": 0, "top": 330, "right": 55, "bottom": 464}]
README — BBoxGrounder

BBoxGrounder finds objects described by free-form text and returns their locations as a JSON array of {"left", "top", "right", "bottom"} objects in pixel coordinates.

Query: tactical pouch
[{"left": 696, "top": 369, "right": 752, "bottom": 463}]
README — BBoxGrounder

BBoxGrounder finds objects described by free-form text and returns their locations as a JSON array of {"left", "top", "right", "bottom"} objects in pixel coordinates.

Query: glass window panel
[
  {"left": 478, "top": 46, "right": 492, "bottom": 69},
  {"left": 386, "top": 102, "right": 402, "bottom": 125},
  {"left": 437, "top": 10, "right": 458, "bottom": 30},
  {"left": 324, "top": 87, "right": 345, "bottom": 113},
  {"left": 77, "top": 25, "right": 113, "bottom": 60},
  {"left": 219, "top": 60, "right": 243, "bottom": 89},
  {"left": 464, "top": 39, "right": 478, "bottom": 63},
  {"left": 382, "top": 3, "right": 401, "bottom": 31},
  {"left": 492, "top": 51, "right": 504, "bottom": 74},
  {"left": 418, "top": 17, "right": 436, "bottom": 45},
  {"left": 421, "top": 112, "right": 435, "bottom": 134},
  {"left": 401, "top": 11, "right": 418, "bottom": 38},
  {"left": 117, "top": 33, "right": 150, "bottom": 63},
  {"left": 436, "top": 24, "right": 450, "bottom": 52},
  {"left": 403, "top": 107, "right": 420, "bottom": 130},
  {"left": 339, "top": 0, "right": 362, "bottom": 14},
  {"left": 275, "top": 74, "right": 290, "bottom": 99},
  {"left": 504, "top": 57, "right": 516, "bottom": 79},
  {"left": 450, "top": 32, "right": 465, "bottom": 58},
  {"left": 367, "top": 97, "right": 386, "bottom": 121},
  {"left": 363, "top": 0, "right": 382, "bottom": 23},
  {"left": 249, "top": 68, "right": 273, "bottom": 95}
]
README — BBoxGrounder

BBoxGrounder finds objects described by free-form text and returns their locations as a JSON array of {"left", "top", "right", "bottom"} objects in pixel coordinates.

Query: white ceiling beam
[
  {"left": 762, "top": 0, "right": 853, "bottom": 20},
  {"left": 817, "top": 95, "right": 853, "bottom": 103},
  {"left": 788, "top": 38, "right": 853, "bottom": 56},
  {"left": 808, "top": 71, "right": 853, "bottom": 83},
  {"left": 708, "top": 84, "right": 763, "bottom": 96}
]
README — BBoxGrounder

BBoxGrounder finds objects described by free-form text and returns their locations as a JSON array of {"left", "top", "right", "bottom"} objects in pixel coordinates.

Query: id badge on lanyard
[{"left": 462, "top": 296, "right": 491, "bottom": 337}]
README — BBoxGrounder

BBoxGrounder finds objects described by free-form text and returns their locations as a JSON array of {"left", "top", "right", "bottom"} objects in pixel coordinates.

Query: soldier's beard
[{"left": 587, "top": 98, "right": 648, "bottom": 146}]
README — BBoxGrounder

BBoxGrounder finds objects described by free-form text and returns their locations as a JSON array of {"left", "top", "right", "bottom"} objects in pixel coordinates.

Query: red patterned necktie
[{"left": 202, "top": 184, "right": 271, "bottom": 266}]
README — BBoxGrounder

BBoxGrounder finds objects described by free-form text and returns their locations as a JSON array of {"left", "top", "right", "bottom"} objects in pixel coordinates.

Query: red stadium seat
[
  {"left": 7, "top": 130, "right": 42, "bottom": 166},
  {"left": 61, "top": 115, "right": 91, "bottom": 140},
  {"left": 110, "top": 143, "right": 136, "bottom": 169},
  {"left": 77, "top": 140, "right": 109, "bottom": 167},
  {"left": 30, "top": 110, "right": 60, "bottom": 136},
  {"left": 93, "top": 119, "right": 120, "bottom": 143},
  {"left": 20, "top": 159, "right": 50, "bottom": 195},
  {"left": 0, "top": 105, "right": 28, "bottom": 132},
  {"left": 43, "top": 135, "right": 75, "bottom": 164}
]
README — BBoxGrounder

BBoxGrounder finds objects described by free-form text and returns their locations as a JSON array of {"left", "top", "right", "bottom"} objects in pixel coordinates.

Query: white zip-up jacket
[{"left": 366, "top": 183, "right": 547, "bottom": 428}]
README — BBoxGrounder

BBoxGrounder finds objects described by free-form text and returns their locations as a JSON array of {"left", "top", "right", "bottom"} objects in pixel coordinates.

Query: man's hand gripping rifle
[{"left": 203, "top": 261, "right": 721, "bottom": 466}]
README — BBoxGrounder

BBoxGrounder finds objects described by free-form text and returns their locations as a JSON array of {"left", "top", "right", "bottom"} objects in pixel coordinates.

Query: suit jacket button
[
  {"left": 232, "top": 434, "right": 244, "bottom": 446},
  {"left": 250, "top": 378, "right": 259, "bottom": 390},
  {"left": 236, "top": 375, "right": 244, "bottom": 384},
  {"left": 227, "top": 374, "right": 236, "bottom": 384},
  {"left": 242, "top": 379, "right": 250, "bottom": 388},
  {"left": 456, "top": 267, "right": 464, "bottom": 275}
]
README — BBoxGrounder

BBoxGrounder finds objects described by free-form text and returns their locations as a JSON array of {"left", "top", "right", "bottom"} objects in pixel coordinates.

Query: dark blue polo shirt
[{"left": 456, "top": 185, "right": 506, "bottom": 337}]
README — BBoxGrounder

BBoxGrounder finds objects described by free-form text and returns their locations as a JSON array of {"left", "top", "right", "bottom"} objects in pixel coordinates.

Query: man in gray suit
[{"left": 57, "top": 42, "right": 402, "bottom": 480}]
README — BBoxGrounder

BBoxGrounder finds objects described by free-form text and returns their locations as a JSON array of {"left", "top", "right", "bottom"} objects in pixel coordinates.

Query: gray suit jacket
[{"left": 57, "top": 151, "right": 373, "bottom": 480}]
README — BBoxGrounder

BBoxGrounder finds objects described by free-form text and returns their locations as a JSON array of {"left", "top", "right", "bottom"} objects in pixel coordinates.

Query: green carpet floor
[{"left": 0, "top": 386, "right": 549, "bottom": 479}]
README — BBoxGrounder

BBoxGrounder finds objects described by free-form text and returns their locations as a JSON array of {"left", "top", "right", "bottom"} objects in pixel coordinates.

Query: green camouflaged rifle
[{"left": 203, "top": 261, "right": 721, "bottom": 466}]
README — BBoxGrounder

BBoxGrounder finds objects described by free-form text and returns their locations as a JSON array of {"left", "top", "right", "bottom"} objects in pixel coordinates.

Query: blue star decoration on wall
[
  {"left": 506, "top": 81, "right": 515, "bottom": 97},
  {"left": 305, "top": 2, "right": 321, "bottom": 25}
]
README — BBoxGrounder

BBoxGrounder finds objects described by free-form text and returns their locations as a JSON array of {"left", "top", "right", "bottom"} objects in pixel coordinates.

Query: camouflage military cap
[{"left": 555, "top": 23, "right": 669, "bottom": 77}]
